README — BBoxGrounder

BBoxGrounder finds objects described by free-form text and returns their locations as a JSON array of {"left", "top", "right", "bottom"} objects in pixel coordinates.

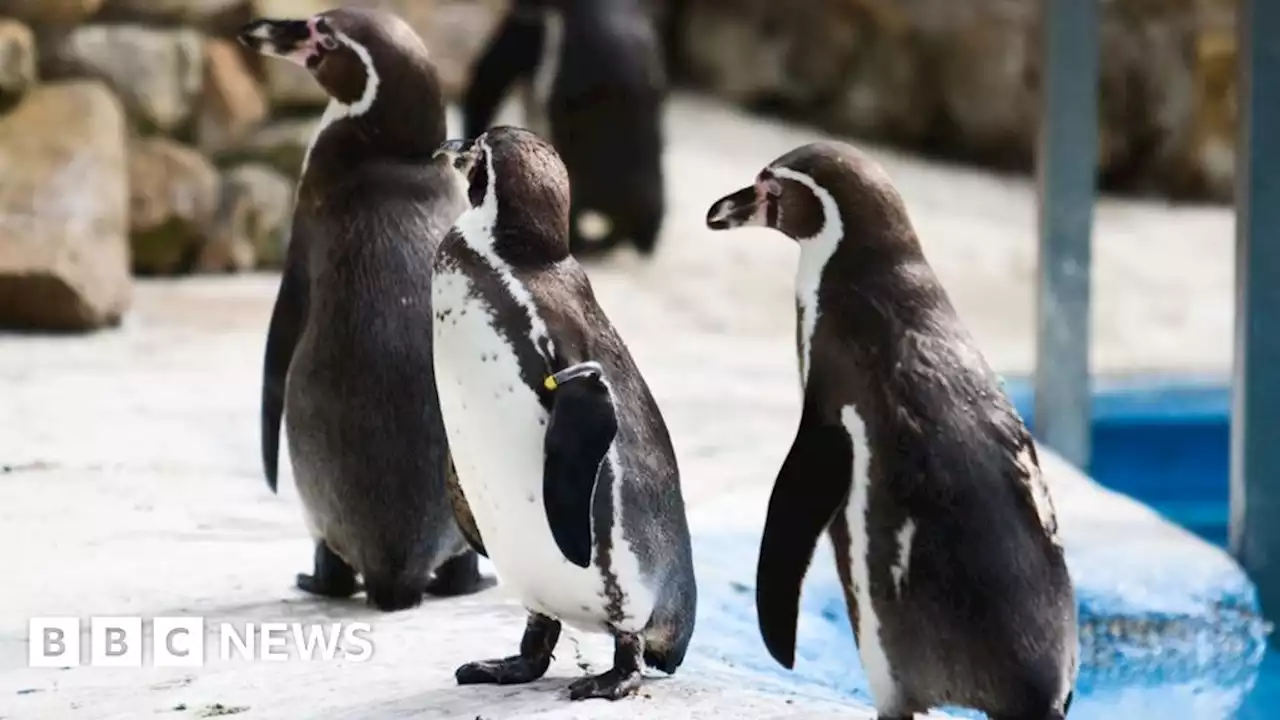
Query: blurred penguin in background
[{"left": 462, "top": 0, "right": 668, "bottom": 260}]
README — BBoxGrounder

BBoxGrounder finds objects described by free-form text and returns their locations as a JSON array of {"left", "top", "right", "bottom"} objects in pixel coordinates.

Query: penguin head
[
  {"left": 706, "top": 141, "right": 917, "bottom": 255},
  {"left": 238, "top": 8, "right": 437, "bottom": 122},
  {"left": 435, "top": 127, "right": 573, "bottom": 264}
]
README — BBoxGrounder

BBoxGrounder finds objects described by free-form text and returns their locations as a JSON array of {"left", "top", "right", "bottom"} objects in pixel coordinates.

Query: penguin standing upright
[
  {"left": 430, "top": 126, "right": 696, "bottom": 700},
  {"left": 705, "top": 142, "right": 1078, "bottom": 720},
  {"left": 240, "top": 8, "right": 486, "bottom": 610},
  {"left": 462, "top": 0, "right": 666, "bottom": 259}
]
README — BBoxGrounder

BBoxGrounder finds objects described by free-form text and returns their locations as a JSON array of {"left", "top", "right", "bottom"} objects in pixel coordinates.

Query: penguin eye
[{"left": 318, "top": 34, "right": 339, "bottom": 51}]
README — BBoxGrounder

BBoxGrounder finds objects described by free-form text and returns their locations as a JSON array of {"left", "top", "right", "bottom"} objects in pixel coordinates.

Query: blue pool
[{"left": 1007, "top": 376, "right": 1272, "bottom": 718}]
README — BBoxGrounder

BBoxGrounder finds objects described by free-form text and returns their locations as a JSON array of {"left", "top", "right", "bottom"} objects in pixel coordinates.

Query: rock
[
  {"left": 98, "top": 0, "right": 247, "bottom": 25},
  {"left": 0, "top": 19, "right": 36, "bottom": 108},
  {"left": 218, "top": 115, "right": 316, "bottom": 178},
  {"left": 673, "top": 0, "right": 1242, "bottom": 201},
  {"left": 44, "top": 24, "right": 204, "bottom": 134},
  {"left": 0, "top": 81, "right": 130, "bottom": 331},
  {"left": 260, "top": 53, "right": 326, "bottom": 110},
  {"left": 127, "top": 137, "right": 221, "bottom": 275},
  {"left": 0, "top": 0, "right": 104, "bottom": 27},
  {"left": 200, "top": 163, "right": 293, "bottom": 272},
  {"left": 197, "top": 38, "right": 268, "bottom": 155},
  {"left": 1183, "top": 27, "right": 1236, "bottom": 201},
  {"left": 399, "top": 0, "right": 506, "bottom": 99},
  {"left": 929, "top": 1, "right": 1039, "bottom": 167},
  {"left": 682, "top": 0, "right": 860, "bottom": 109}
]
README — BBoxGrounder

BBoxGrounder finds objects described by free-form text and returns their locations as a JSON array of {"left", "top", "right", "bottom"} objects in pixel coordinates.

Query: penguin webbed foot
[
  {"left": 296, "top": 541, "right": 360, "bottom": 598},
  {"left": 456, "top": 655, "right": 551, "bottom": 685},
  {"left": 567, "top": 632, "right": 644, "bottom": 701},
  {"left": 455, "top": 612, "right": 561, "bottom": 686},
  {"left": 424, "top": 550, "right": 495, "bottom": 597}
]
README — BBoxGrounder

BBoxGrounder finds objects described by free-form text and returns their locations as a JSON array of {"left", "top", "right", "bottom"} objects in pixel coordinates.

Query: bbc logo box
[
  {"left": 30, "top": 617, "right": 372, "bottom": 666},
  {"left": 29, "top": 617, "right": 205, "bottom": 668}
]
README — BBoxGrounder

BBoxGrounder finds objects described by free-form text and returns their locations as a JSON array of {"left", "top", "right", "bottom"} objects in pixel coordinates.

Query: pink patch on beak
[{"left": 281, "top": 17, "right": 328, "bottom": 67}]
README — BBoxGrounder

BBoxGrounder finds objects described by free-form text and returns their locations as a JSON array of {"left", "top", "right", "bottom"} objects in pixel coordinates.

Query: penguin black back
[{"left": 243, "top": 7, "right": 485, "bottom": 609}]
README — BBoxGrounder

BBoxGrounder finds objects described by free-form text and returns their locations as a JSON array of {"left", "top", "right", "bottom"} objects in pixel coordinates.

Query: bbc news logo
[{"left": 28, "top": 617, "right": 373, "bottom": 667}]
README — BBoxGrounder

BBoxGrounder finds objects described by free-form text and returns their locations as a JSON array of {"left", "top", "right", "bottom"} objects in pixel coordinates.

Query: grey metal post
[
  {"left": 1231, "top": 0, "right": 1280, "bottom": 624},
  {"left": 1034, "top": 0, "right": 1099, "bottom": 469}
]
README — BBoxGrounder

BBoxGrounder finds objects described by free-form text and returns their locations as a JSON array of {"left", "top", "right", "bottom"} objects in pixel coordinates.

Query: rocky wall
[
  {"left": 0, "top": 0, "right": 1244, "bottom": 332},
  {"left": 669, "top": 0, "right": 1239, "bottom": 202},
  {"left": 0, "top": 0, "right": 502, "bottom": 331}
]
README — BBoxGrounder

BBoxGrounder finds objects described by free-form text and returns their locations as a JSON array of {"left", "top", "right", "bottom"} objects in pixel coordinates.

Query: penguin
[
  {"left": 239, "top": 7, "right": 487, "bottom": 610},
  {"left": 430, "top": 126, "right": 696, "bottom": 700},
  {"left": 704, "top": 141, "right": 1079, "bottom": 720},
  {"left": 462, "top": 0, "right": 667, "bottom": 259}
]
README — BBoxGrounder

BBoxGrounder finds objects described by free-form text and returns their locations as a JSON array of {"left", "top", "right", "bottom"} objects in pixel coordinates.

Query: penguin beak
[
  {"left": 544, "top": 361, "right": 605, "bottom": 391},
  {"left": 707, "top": 184, "right": 769, "bottom": 230},
  {"left": 238, "top": 16, "right": 335, "bottom": 69},
  {"left": 434, "top": 139, "right": 481, "bottom": 177}
]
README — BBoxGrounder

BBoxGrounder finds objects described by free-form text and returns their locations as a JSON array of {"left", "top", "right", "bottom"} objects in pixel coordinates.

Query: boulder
[
  {"left": 260, "top": 53, "right": 326, "bottom": 111},
  {"left": 0, "top": 19, "right": 36, "bottom": 109},
  {"left": 218, "top": 115, "right": 317, "bottom": 177},
  {"left": 44, "top": 24, "right": 204, "bottom": 134},
  {"left": 98, "top": 0, "right": 247, "bottom": 25},
  {"left": 197, "top": 38, "right": 268, "bottom": 155},
  {"left": 674, "top": 0, "right": 1241, "bottom": 201},
  {"left": 128, "top": 137, "right": 222, "bottom": 275},
  {"left": 0, "top": 0, "right": 104, "bottom": 27},
  {"left": 0, "top": 81, "right": 130, "bottom": 332},
  {"left": 399, "top": 0, "right": 507, "bottom": 100},
  {"left": 199, "top": 163, "right": 294, "bottom": 272}
]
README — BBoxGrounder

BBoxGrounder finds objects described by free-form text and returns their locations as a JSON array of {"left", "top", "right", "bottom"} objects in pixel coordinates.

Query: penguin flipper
[
  {"left": 462, "top": 9, "right": 543, "bottom": 139},
  {"left": 543, "top": 372, "right": 618, "bottom": 569},
  {"left": 260, "top": 230, "right": 309, "bottom": 493},
  {"left": 756, "top": 414, "right": 853, "bottom": 669}
]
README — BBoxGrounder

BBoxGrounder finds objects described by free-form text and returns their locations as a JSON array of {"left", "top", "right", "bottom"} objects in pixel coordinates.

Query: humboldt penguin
[{"left": 705, "top": 141, "right": 1078, "bottom": 720}]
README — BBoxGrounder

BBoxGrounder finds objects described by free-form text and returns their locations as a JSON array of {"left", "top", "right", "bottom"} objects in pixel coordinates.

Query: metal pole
[
  {"left": 1230, "top": 0, "right": 1280, "bottom": 626},
  {"left": 1034, "top": 0, "right": 1099, "bottom": 470}
]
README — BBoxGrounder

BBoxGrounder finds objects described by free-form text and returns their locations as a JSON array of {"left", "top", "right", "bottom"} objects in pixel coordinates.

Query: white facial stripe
[
  {"left": 332, "top": 29, "right": 380, "bottom": 117},
  {"left": 452, "top": 137, "right": 557, "bottom": 363},
  {"left": 296, "top": 28, "right": 380, "bottom": 181},
  {"left": 771, "top": 166, "right": 843, "bottom": 386}
]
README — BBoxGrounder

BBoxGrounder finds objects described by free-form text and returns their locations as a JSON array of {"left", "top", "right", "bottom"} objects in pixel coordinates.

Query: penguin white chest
[{"left": 431, "top": 270, "right": 620, "bottom": 631}]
